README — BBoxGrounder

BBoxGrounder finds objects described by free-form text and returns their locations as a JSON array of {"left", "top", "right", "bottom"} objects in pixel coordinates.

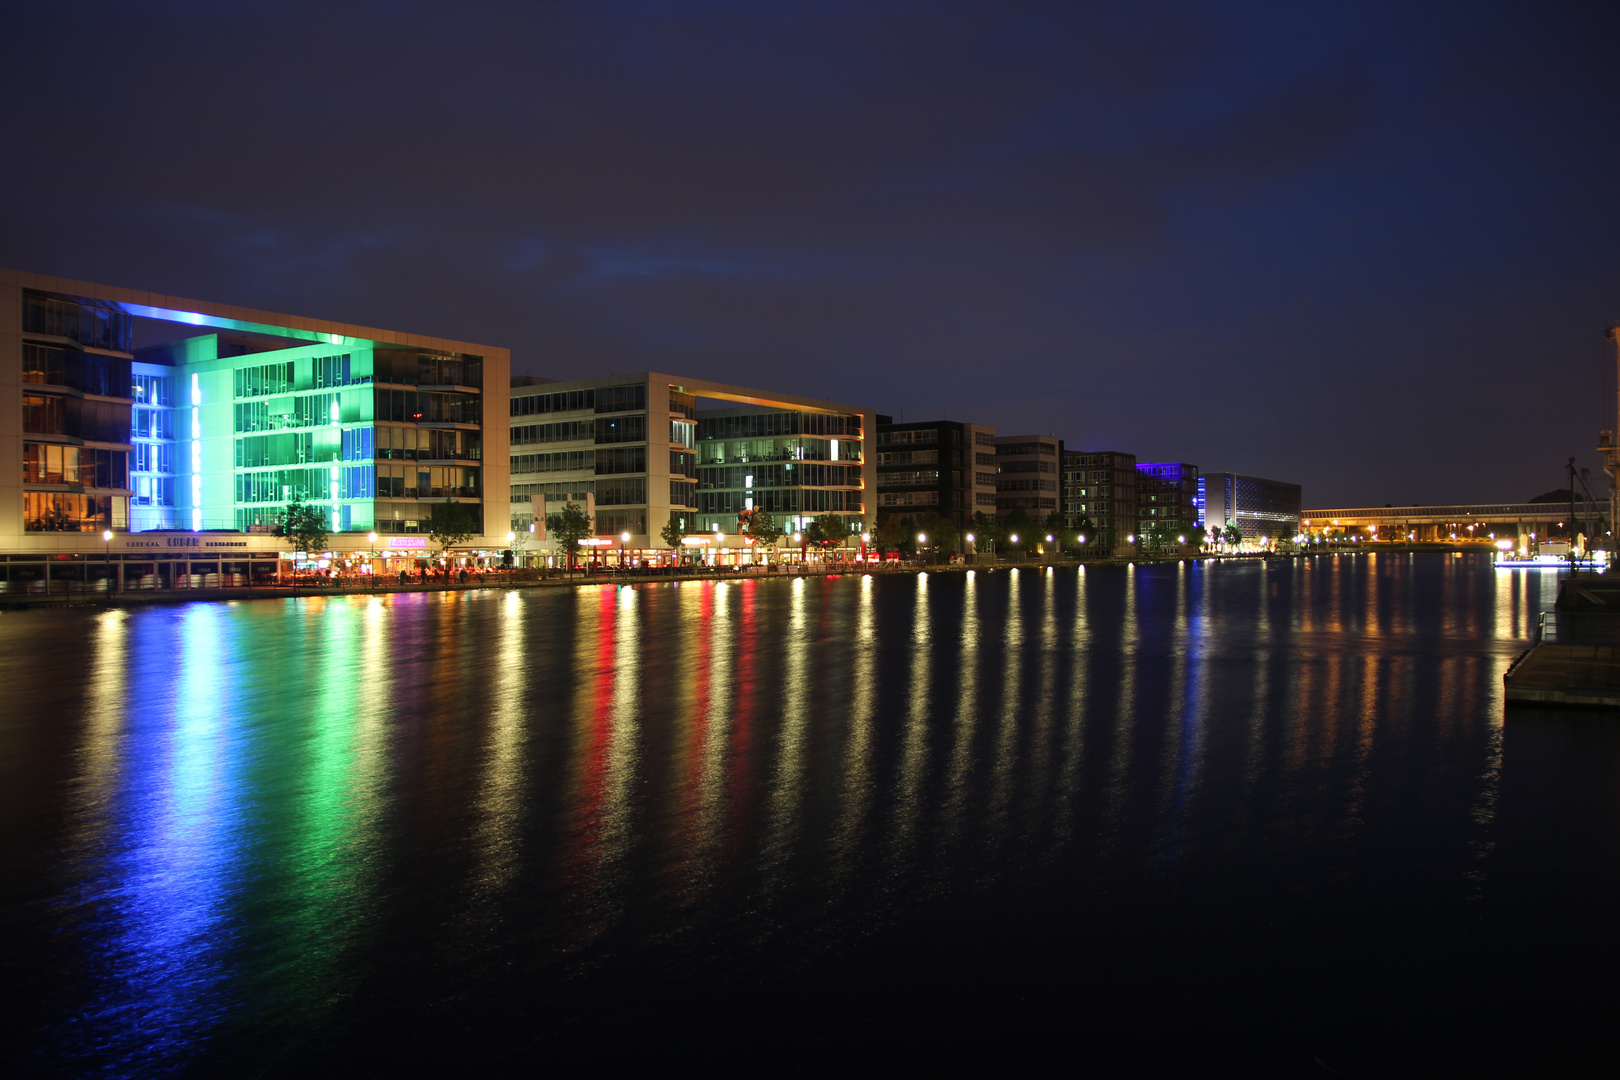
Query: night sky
[{"left": 5, "top": 1, "right": 1619, "bottom": 507}]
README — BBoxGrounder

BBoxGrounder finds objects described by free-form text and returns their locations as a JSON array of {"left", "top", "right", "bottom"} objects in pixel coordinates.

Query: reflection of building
[
  {"left": 994, "top": 434, "right": 1064, "bottom": 520},
  {"left": 875, "top": 416, "right": 997, "bottom": 530},
  {"left": 1136, "top": 461, "right": 1200, "bottom": 539},
  {"left": 1063, "top": 449, "right": 1137, "bottom": 553},
  {"left": 509, "top": 373, "right": 875, "bottom": 545},
  {"left": 1200, "top": 472, "right": 1301, "bottom": 542}
]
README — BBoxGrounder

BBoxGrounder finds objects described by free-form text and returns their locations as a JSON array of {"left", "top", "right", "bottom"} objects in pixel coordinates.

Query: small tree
[
  {"left": 969, "top": 510, "right": 1000, "bottom": 555},
  {"left": 803, "top": 513, "right": 838, "bottom": 561},
  {"left": 548, "top": 500, "right": 594, "bottom": 576},
  {"left": 918, "top": 511, "right": 958, "bottom": 560},
  {"left": 510, "top": 521, "right": 532, "bottom": 566},
  {"left": 746, "top": 508, "right": 785, "bottom": 562},
  {"left": 1041, "top": 510, "right": 1065, "bottom": 546},
  {"left": 876, "top": 515, "right": 908, "bottom": 558},
  {"left": 814, "top": 513, "right": 848, "bottom": 561},
  {"left": 660, "top": 512, "right": 689, "bottom": 564},
  {"left": 277, "top": 497, "right": 330, "bottom": 557},
  {"left": 429, "top": 501, "right": 477, "bottom": 558},
  {"left": 1002, "top": 508, "right": 1034, "bottom": 558},
  {"left": 1223, "top": 523, "right": 1243, "bottom": 547},
  {"left": 1071, "top": 515, "right": 1096, "bottom": 549}
]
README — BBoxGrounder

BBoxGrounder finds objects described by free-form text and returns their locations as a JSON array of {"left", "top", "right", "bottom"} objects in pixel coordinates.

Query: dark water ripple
[{"left": 3, "top": 553, "right": 1617, "bottom": 1075}]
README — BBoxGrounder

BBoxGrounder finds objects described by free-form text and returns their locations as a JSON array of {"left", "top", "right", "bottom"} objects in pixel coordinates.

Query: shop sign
[{"left": 387, "top": 537, "right": 428, "bottom": 549}]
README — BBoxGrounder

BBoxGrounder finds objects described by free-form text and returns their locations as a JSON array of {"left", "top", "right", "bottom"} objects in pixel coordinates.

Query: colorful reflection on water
[{"left": 2, "top": 553, "right": 1611, "bottom": 1073}]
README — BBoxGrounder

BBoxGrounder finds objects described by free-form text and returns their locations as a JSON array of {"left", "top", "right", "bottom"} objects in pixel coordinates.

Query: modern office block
[
  {"left": 874, "top": 417, "right": 997, "bottom": 529},
  {"left": 1200, "top": 472, "right": 1302, "bottom": 542},
  {"left": 510, "top": 373, "right": 875, "bottom": 549},
  {"left": 1, "top": 267, "right": 509, "bottom": 585},
  {"left": 1136, "top": 461, "right": 1201, "bottom": 540},
  {"left": 994, "top": 434, "right": 1064, "bottom": 520},
  {"left": 1062, "top": 449, "right": 1137, "bottom": 553}
]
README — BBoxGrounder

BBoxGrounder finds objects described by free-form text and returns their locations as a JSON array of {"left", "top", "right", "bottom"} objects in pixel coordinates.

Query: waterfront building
[
  {"left": 994, "top": 434, "right": 1064, "bottom": 521},
  {"left": 1200, "top": 472, "right": 1302, "bottom": 543},
  {"left": 874, "top": 417, "right": 997, "bottom": 531},
  {"left": 509, "top": 373, "right": 875, "bottom": 560},
  {"left": 1, "top": 267, "right": 509, "bottom": 590},
  {"left": 1062, "top": 449, "right": 1137, "bottom": 555},
  {"left": 1135, "top": 461, "right": 1201, "bottom": 543}
]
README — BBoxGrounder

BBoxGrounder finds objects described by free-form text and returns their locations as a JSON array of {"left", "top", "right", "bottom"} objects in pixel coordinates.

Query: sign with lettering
[{"left": 387, "top": 537, "right": 428, "bottom": 549}]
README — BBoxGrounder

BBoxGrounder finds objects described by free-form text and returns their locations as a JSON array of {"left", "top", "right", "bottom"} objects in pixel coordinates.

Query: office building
[
  {"left": 994, "top": 434, "right": 1064, "bottom": 521},
  {"left": 2, "top": 267, "right": 509, "bottom": 590},
  {"left": 1136, "top": 461, "right": 1200, "bottom": 542},
  {"left": 509, "top": 373, "right": 875, "bottom": 557},
  {"left": 875, "top": 417, "right": 997, "bottom": 530},
  {"left": 1062, "top": 449, "right": 1137, "bottom": 554},
  {"left": 1200, "top": 473, "right": 1301, "bottom": 543}
]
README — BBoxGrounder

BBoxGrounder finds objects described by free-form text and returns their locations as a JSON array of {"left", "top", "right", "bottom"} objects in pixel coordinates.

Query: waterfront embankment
[{"left": 0, "top": 554, "right": 1265, "bottom": 610}]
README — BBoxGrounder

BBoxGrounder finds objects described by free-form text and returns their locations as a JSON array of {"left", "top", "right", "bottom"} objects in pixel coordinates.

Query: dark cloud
[{"left": 3, "top": 0, "right": 1619, "bottom": 504}]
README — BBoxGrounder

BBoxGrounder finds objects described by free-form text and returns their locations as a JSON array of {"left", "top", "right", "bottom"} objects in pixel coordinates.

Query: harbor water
[{"left": 3, "top": 553, "right": 1617, "bottom": 1075}]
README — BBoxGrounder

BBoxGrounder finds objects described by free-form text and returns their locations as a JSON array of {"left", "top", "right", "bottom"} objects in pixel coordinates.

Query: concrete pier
[{"left": 1505, "top": 576, "right": 1620, "bottom": 708}]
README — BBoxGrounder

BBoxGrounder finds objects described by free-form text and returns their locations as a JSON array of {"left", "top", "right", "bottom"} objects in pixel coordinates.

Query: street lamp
[
  {"left": 793, "top": 531, "right": 803, "bottom": 567},
  {"left": 621, "top": 530, "right": 630, "bottom": 570},
  {"left": 918, "top": 532, "right": 928, "bottom": 566},
  {"left": 103, "top": 529, "right": 113, "bottom": 592}
]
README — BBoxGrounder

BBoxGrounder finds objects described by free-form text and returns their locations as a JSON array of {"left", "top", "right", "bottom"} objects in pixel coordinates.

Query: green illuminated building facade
[
  {"left": 133, "top": 334, "right": 488, "bottom": 535},
  {"left": 1, "top": 267, "right": 510, "bottom": 569}
]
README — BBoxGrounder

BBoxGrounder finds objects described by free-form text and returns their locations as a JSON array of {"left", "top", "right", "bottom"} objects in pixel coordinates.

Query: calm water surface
[{"left": 4, "top": 553, "right": 1618, "bottom": 1075}]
